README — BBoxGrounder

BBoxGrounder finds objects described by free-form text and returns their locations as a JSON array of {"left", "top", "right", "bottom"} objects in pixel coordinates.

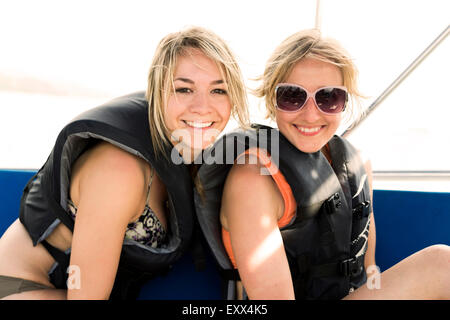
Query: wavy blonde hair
[
  {"left": 146, "top": 26, "right": 249, "bottom": 157},
  {"left": 253, "top": 29, "right": 365, "bottom": 124}
]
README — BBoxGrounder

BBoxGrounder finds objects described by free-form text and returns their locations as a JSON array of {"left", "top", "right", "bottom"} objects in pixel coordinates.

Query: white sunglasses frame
[{"left": 275, "top": 83, "right": 348, "bottom": 115}]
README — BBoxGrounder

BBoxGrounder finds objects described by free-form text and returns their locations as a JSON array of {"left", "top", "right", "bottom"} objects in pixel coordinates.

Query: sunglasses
[{"left": 275, "top": 83, "right": 348, "bottom": 114}]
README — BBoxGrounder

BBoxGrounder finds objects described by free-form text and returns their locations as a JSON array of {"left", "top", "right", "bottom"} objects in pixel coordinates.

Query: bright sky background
[{"left": 0, "top": 0, "right": 449, "bottom": 175}]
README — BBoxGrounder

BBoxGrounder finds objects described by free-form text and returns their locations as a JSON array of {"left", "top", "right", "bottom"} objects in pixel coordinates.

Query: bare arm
[
  {"left": 67, "top": 144, "right": 146, "bottom": 299},
  {"left": 220, "top": 161, "right": 295, "bottom": 299},
  {"left": 362, "top": 155, "right": 376, "bottom": 269}
]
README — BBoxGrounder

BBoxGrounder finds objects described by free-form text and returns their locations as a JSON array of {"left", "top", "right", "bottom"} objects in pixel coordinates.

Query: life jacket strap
[
  {"left": 352, "top": 201, "right": 371, "bottom": 220},
  {"left": 339, "top": 256, "right": 365, "bottom": 277},
  {"left": 191, "top": 220, "right": 208, "bottom": 272},
  {"left": 41, "top": 240, "right": 70, "bottom": 288},
  {"left": 41, "top": 240, "right": 70, "bottom": 267},
  {"left": 305, "top": 255, "right": 365, "bottom": 278},
  {"left": 219, "top": 268, "right": 241, "bottom": 281},
  {"left": 324, "top": 193, "right": 342, "bottom": 215}
]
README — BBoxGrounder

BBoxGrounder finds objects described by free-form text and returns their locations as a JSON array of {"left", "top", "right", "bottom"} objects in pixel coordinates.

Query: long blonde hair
[
  {"left": 254, "top": 29, "right": 365, "bottom": 124},
  {"left": 146, "top": 26, "right": 249, "bottom": 157}
]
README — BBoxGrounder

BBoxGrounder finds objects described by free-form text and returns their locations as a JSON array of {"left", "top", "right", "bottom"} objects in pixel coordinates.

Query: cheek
[
  {"left": 164, "top": 99, "right": 179, "bottom": 130},
  {"left": 325, "top": 114, "right": 342, "bottom": 131},
  {"left": 223, "top": 104, "right": 232, "bottom": 122},
  {"left": 217, "top": 100, "right": 232, "bottom": 126},
  {"left": 163, "top": 109, "right": 174, "bottom": 131},
  {"left": 275, "top": 111, "right": 295, "bottom": 132}
]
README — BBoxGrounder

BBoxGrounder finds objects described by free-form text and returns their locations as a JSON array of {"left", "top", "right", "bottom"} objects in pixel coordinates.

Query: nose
[
  {"left": 189, "top": 91, "right": 212, "bottom": 115},
  {"left": 298, "top": 97, "right": 321, "bottom": 122}
]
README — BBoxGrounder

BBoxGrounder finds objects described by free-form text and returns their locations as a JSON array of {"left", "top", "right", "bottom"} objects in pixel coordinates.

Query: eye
[
  {"left": 211, "top": 88, "right": 227, "bottom": 95},
  {"left": 175, "top": 87, "right": 193, "bottom": 94}
]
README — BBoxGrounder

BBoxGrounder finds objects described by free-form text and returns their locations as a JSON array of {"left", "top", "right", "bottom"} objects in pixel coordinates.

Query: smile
[
  {"left": 184, "top": 120, "right": 214, "bottom": 129},
  {"left": 294, "top": 125, "right": 323, "bottom": 136}
]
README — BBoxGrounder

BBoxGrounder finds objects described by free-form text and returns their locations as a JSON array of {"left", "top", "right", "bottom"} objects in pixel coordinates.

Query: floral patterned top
[{"left": 67, "top": 168, "right": 167, "bottom": 248}]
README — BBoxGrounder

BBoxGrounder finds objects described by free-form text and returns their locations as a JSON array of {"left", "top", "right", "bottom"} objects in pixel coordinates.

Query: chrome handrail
[{"left": 343, "top": 25, "right": 449, "bottom": 137}]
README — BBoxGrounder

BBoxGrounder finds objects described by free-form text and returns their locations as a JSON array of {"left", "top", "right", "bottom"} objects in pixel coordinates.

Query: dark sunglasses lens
[
  {"left": 276, "top": 86, "right": 307, "bottom": 111},
  {"left": 315, "top": 88, "right": 347, "bottom": 114}
]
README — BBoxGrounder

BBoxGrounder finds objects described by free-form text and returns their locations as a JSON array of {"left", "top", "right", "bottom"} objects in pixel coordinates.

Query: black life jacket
[
  {"left": 19, "top": 91, "right": 196, "bottom": 299},
  {"left": 194, "top": 124, "right": 371, "bottom": 300}
]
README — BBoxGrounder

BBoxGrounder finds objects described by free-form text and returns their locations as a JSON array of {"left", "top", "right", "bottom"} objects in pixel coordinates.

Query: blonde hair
[
  {"left": 254, "top": 29, "right": 365, "bottom": 124},
  {"left": 146, "top": 26, "right": 249, "bottom": 157}
]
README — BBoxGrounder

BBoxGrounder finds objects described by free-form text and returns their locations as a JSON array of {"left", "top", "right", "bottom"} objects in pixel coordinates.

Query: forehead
[
  {"left": 285, "top": 57, "right": 343, "bottom": 89},
  {"left": 174, "top": 48, "right": 222, "bottom": 78}
]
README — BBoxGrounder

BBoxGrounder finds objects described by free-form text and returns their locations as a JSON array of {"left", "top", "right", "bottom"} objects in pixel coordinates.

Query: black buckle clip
[
  {"left": 352, "top": 200, "right": 371, "bottom": 219},
  {"left": 325, "top": 193, "right": 342, "bottom": 214},
  {"left": 340, "top": 258, "right": 362, "bottom": 276}
]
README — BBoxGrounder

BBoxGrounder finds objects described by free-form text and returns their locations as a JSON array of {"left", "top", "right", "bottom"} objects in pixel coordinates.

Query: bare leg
[
  {"left": 345, "top": 244, "right": 450, "bottom": 300},
  {"left": 1, "top": 289, "right": 67, "bottom": 300},
  {"left": 0, "top": 220, "right": 66, "bottom": 300}
]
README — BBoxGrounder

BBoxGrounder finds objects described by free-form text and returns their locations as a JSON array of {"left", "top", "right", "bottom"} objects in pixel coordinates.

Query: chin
[
  {"left": 285, "top": 134, "right": 329, "bottom": 153},
  {"left": 295, "top": 143, "right": 322, "bottom": 154},
  {"left": 292, "top": 130, "right": 335, "bottom": 154}
]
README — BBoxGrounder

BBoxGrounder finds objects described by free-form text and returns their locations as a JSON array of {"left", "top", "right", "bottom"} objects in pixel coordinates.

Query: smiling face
[
  {"left": 276, "top": 57, "right": 344, "bottom": 153},
  {"left": 164, "top": 48, "right": 232, "bottom": 153}
]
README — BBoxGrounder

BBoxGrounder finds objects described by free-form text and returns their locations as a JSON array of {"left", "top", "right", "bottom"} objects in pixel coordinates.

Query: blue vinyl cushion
[{"left": 0, "top": 169, "right": 449, "bottom": 298}]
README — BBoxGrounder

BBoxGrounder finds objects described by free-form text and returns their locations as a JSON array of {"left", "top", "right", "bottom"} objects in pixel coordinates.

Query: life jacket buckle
[
  {"left": 325, "top": 193, "right": 342, "bottom": 214},
  {"left": 340, "top": 257, "right": 362, "bottom": 277},
  {"left": 352, "top": 200, "right": 371, "bottom": 219}
]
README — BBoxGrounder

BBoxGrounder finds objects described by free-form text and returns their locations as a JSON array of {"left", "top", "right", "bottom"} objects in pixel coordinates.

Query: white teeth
[
  {"left": 296, "top": 126, "right": 321, "bottom": 133},
  {"left": 185, "top": 121, "right": 213, "bottom": 128}
]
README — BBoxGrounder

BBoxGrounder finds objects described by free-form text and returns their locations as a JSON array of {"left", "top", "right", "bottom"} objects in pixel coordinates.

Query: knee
[
  {"left": 420, "top": 244, "right": 450, "bottom": 267},
  {"left": 413, "top": 245, "right": 450, "bottom": 277},
  {"left": 421, "top": 244, "right": 450, "bottom": 261},
  {"left": 421, "top": 245, "right": 450, "bottom": 290}
]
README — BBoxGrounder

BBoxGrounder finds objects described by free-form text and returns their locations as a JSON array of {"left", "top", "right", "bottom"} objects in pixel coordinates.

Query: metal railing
[{"left": 343, "top": 25, "right": 449, "bottom": 137}]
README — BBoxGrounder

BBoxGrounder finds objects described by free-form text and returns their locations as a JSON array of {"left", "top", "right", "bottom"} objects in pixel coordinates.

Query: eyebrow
[{"left": 174, "top": 77, "right": 224, "bottom": 85}]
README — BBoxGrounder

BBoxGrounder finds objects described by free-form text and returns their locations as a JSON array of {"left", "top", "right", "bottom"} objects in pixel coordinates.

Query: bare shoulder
[
  {"left": 224, "top": 153, "right": 273, "bottom": 196},
  {"left": 85, "top": 141, "right": 148, "bottom": 172},
  {"left": 70, "top": 141, "right": 149, "bottom": 215},
  {"left": 220, "top": 154, "right": 283, "bottom": 229}
]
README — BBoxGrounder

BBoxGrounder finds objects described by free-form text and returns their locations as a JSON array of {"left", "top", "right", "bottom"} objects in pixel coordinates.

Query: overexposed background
[{"left": 0, "top": 0, "right": 449, "bottom": 175}]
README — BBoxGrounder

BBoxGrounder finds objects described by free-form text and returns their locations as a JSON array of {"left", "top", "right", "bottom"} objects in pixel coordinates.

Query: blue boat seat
[{"left": 1, "top": 169, "right": 449, "bottom": 299}]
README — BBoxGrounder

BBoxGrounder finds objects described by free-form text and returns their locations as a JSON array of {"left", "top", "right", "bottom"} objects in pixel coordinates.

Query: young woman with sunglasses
[
  {"left": 214, "top": 29, "right": 450, "bottom": 299},
  {"left": 0, "top": 26, "right": 249, "bottom": 300}
]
